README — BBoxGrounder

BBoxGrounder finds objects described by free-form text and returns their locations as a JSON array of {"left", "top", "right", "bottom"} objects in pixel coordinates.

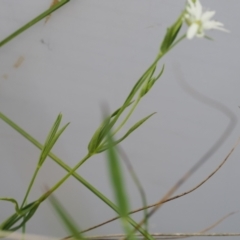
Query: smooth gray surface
[{"left": 0, "top": 1, "right": 240, "bottom": 239}]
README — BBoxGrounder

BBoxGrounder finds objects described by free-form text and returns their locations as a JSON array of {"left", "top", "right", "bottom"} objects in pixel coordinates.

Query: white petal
[
  {"left": 187, "top": 23, "right": 199, "bottom": 39},
  {"left": 203, "top": 21, "right": 229, "bottom": 33},
  {"left": 187, "top": 0, "right": 194, "bottom": 10},
  {"left": 201, "top": 11, "right": 215, "bottom": 21},
  {"left": 195, "top": 0, "right": 202, "bottom": 19},
  {"left": 186, "top": 6, "right": 197, "bottom": 18}
]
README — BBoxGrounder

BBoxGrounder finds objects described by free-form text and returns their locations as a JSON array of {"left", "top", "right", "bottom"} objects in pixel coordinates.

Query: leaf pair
[
  {"left": 0, "top": 114, "right": 70, "bottom": 232},
  {"left": 88, "top": 102, "right": 133, "bottom": 153},
  {"left": 160, "top": 14, "right": 183, "bottom": 54},
  {"left": 140, "top": 65, "right": 165, "bottom": 98},
  {"left": 0, "top": 201, "right": 39, "bottom": 231},
  {"left": 38, "top": 114, "right": 69, "bottom": 168},
  {"left": 98, "top": 112, "right": 156, "bottom": 153}
]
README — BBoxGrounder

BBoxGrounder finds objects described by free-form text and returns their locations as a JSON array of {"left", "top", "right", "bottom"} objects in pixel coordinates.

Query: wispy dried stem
[{"left": 64, "top": 136, "right": 240, "bottom": 237}]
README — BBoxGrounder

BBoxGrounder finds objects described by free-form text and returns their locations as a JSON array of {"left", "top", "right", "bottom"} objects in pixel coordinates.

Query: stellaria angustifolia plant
[{"left": 0, "top": 0, "right": 237, "bottom": 239}]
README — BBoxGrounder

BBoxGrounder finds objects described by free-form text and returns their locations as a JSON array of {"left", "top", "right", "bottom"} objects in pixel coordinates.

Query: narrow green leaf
[
  {"left": 106, "top": 125, "right": 133, "bottom": 237},
  {"left": 0, "top": 112, "right": 154, "bottom": 239},
  {"left": 0, "top": 0, "right": 70, "bottom": 48},
  {"left": 160, "top": 14, "right": 183, "bottom": 53},
  {"left": 118, "top": 149, "right": 149, "bottom": 233},
  {"left": 88, "top": 115, "right": 111, "bottom": 153},
  {"left": 48, "top": 194, "right": 84, "bottom": 240},
  {"left": 9, "top": 205, "right": 39, "bottom": 231},
  {"left": 140, "top": 65, "right": 165, "bottom": 97},
  {"left": 38, "top": 115, "right": 69, "bottom": 167},
  {"left": 88, "top": 102, "right": 134, "bottom": 153},
  {"left": 38, "top": 114, "right": 63, "bottom": 166},
  {"left": 0, "top": 202, "right": 38, "bottom": 231},
  {"left": 0, "top": 198, "right": 20, "bottom": 214},
  {"left": 41, "top": 122, "right": 70, "bottom": 163},
  {"left": 98, "top": 113, "right": 156, "bottom": 153}
]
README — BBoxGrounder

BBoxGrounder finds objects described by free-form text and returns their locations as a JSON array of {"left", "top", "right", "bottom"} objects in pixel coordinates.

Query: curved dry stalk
[
  {"left": 75, "top": 212, "right": 239, "bottom": 240},
  {"left": 124, "top": 137, "right": 240, "bottom": 239},
  {"left": 63, "top": 137, "right": 240, "bottom": 237},
  {"left": 1, "top": 212, "right": 237, "bottom": 240},
  {"left": 2, "top": 230, "right": 240, "bottom": 240},
  {"left": 85, "top": 232, "right": 240, "bottom": 239},
  {"left": 200, "top": 211, "right": 238, "bottom": 233},
  {"left": 156, "top": 211, "right": 239, "bottom": 240}
]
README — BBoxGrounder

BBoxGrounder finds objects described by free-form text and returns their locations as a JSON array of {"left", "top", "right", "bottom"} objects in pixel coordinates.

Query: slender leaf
[
  {"left": 0, "top": 198, "right": 20, "bottom": 214},
  {"left": 98, "top": 113, "right": 156, "bottom": 153},
  {"left": 140, "top": 65, "right": 165, "bottom": 97},
  {"left": 106, "top": 125, "right": 133, "bottom": 238},
  {"left": 0, "top": 112, "right": 154, "bottom": 239},
  {"left": 38, "top": 114, "right": 63, "bottom": 166},
  {"left": 40, "top": 122, "right": 70, "bottom": 164},
  {"left": 88, "top": 101, "right": 134, "bottom": 153},
  {"left": 0, "top": 202, "right": 38, "bottom": 231},
  {"left": 48, "top": 193, "right": 84, "bottom": 240},
  {"left": 160, "top": 14, "right": 183, "bottom": 53},
  {"left": 0, "top": 0, "right": 70, "bottom": 48}
]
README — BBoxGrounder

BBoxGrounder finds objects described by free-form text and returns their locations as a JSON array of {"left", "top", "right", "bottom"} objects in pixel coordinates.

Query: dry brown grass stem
[{"left": 64, "top": 137, "right": 240, "bottom": 237}]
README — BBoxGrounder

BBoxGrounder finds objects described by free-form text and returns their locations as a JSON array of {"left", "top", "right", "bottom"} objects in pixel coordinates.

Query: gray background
[{"left": 0, "top": 0, "right": 240, "bottom": 239}]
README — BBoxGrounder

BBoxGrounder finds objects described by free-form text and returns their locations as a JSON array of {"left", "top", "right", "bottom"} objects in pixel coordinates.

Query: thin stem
[
  {"left": 0, "top": 113, "right": 154, "bottom": 239},
  {"left": 20, "top": 167, "right": 40, "bottom": 208},
  {"left": 107, "top": 52, "right": 163, "bottom": 133},
  {"left": 108, "top": 34, "right": 185, "bottom": 135},
  {"left": 37, "top": 153, "right": 92, "bottom": 203},
  {"left": 113, "top": 97, "right": 141, "bottom": 136},
  {"left": 98, "top": 97, "right": 141, "bottom": 150},
  {"left": 0, "top": 0, "right": 70, "bottom": 48},
  {"left": 98, "top": 37, "right": 186, "bottom": 150},
  {"left": 165, "top": 34, "right": 186, "bottom": 54}
]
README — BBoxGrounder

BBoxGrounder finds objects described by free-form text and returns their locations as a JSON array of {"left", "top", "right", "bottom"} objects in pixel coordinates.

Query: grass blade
[
  {"left": 106, "top": 124, "right": 133, "bottom": 238},
  {"left": 0, "top": 198, "right": 20, "bottom": 214},
  {"left": 0, "top": 0, "right": 70, "bottom": 48},
  {"left": 0, "top": 112, "right": 153, "bottom": 239},
  {"left": 48, "top": 192, "right": 84, "bottom": 240},
  {"left": 98, "top": 113, "right": 156, "bottom": 153}
]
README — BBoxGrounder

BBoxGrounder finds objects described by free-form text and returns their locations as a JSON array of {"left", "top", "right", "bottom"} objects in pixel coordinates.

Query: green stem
[
  {"left": 98, "top": 97, "right": 141, "bottom": 150},
  {"left": 0, "top": 113, "right": 153, "bottom": 240},
  {"left": 105, "top": 53, "right": 163, "bottom": 139},
  {"left": 113, "top": 97, "right": 141, "bottom": 136},
  {"left": 38, "top": 153, "right": 92, "bottom": 203},
  {"left": 164, "top": 34, "right": 186, "bottom": 55},
  {"left": 109, "top": 34, "right": 186, "bottom": 134},
  {"left": 20, "top": 167, "right": 40, "bottom": 208},
  {"left": 0, "top": 0, "right": 70, "bottom": 48}
]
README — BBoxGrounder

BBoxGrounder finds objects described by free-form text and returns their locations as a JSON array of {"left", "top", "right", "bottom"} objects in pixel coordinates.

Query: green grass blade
[
  {"left": 40, "top": 122, "right": 70, "bottom": 165},
  {"left": 21, "top": 115, "right": 69, "bottom": 209},
  {"left": 0, "top": 0, "right": 70, "bottom": 48},
  {"left": 38, "top": 114, "right": 63, "bottom": 166},
  {"left": 106, "top": 125, "right": 133, "bottom": 238},
  {"left": 98, "top": 113, "right": 156, "bottom": 153},
  {"left": 0, "top": 198, "right": 20, "bottom": 214},
  {"left": 0, "top": 112, "right": 153, "bottom": 239},
  {"left": 48, "top": 193, "right": 84, "bottom": 240},
  {"left": 88, "top": 101, "right": 134, "bottom": 153},
  {"left": 118, "top": 147, "right": 149, "bottom": 233}
]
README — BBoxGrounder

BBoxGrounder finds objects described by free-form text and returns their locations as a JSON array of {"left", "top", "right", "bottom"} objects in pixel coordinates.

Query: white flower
[{"left": 184, "top": 0, "right": 228, "bottom": 39}]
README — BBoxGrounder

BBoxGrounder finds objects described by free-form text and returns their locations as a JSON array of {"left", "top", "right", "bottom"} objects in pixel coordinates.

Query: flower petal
[
  {"left": 201, "top": 11, "right": 215, "bottom": 22},
  {"left": 187, "top": 23, "right": 199, "bottom": 39},
  {"left": 195, "top": 0, "right": 203, "bottom": 19}
]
